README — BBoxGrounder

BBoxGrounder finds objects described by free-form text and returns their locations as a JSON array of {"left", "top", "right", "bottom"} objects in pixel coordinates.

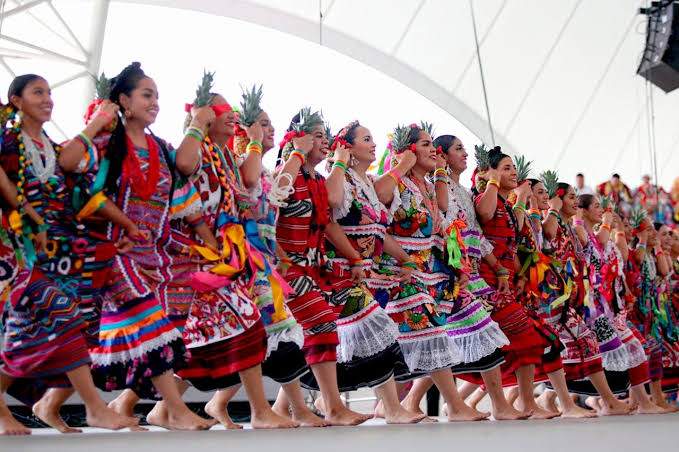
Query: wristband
[
  {"left": 333, "top": 160, "right": 348, "bottom": 171},
  {"left": 599, "top": 223, "right": 612, "bottom": 232},
  {"left": 246, "top": 141, "right": 263, "bottom": 154},
  {"left": 290, "top": 151, "right": 306, "bottom": 164},
  {"left": 348, "top": 256, "right": 363, "bottom": 267},
  {"left": 401, "top": 261, "right": 418, "bottom": 270},
  {"left": 514, "top": 201, "right": 527, "bottom": 211},
  {"left": 186, "top": 216, "right": 206, "bottom": 229},
  {"left": 573, "top": 219, "right": 585, "bottom": 227},
  {"left": 434, "top": 168, "right": 447, "bottom": 178},
  {"left": 487, "top": 179, "right": 500, "bottom": 188}
]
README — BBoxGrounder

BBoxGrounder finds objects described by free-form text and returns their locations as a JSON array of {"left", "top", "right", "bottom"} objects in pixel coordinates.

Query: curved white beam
[{"left": 116, "top": 0, "right": 517, "bottom": 154}]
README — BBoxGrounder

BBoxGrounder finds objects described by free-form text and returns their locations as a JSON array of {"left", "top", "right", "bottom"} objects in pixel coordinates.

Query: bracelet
[
  {"left": 636, "top": 243, "right": 646, "bottom": 251},
  {"left": 514, "top": 201, "right": 527, "bottom": 211},
  {"left": 615, "top": 231, "right": 626, "bottom": 238},
  {"left": 348, "top": 256, "right": 363, "bottom": 267},
  {"left": 333, "top": 160, "right": 348, "bottom": 171},
  {"left": 656, "top": 250, "right": 665, "bottom": 256},
  {"left": 495, "top": 267, "right": 509, "bottom": 277},
  {"left": 599, "top": 223, "right": 612, "bottom": 232},
  {"left": 573, "top": 219, "right": 585, "bottom": 227},
  {"left": 388, "top": 168, "right": 403, "bottom": 184},
  {"left": 76, "top": 132, "right": 94, "bottom": 150},
  {"left": 185, "top": 126, "right": 204, "bottom": 143},
  {"left": 246, "top": 141, "right": 263, "bottom": 154},
  {"left": 487, "top": 179, "right": 500, "bottom": 188},
  {"left": 548, "top": 209, "right": 561, "bottom": 220},
  {"left": 434, "top": 175, "right": 448, "bottom": 184},
  {"left": 290, "top": 150, "right": 306, "bottom": 164},
  {"left": 434, "top": 168, "right": 447, "bottom": 178}
]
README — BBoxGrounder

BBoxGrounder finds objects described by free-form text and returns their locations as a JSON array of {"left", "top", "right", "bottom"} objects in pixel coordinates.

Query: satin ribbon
[
  {"left": 76, "top": 192, "right": 108, "bottom": 221},
  {"left": 184, "top": 102, "right": 232, "bottom": 117},
  {"left": 445, "top": 219, "right": 467, "bottom": 269},
  {"left": 9, "top": 210, "right": 35, "bottom": 269},
  {"left": 518, "top": 247, "right": 552, "bottom": 296}
]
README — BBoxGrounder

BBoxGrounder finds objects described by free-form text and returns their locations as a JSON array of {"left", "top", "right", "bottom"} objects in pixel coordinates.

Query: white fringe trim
[
  {"left": 601, "top": 346, "right": 633, "bottom": 372},
  {"left": 336, "top": 304, "right": 399, "bottom": 363},
  {"left": 266, "top": 323, "right": 305, "bottom": 359},
  {"left": 91, "top": 328, "right": 183, "bottom": 366},
  {"left": 398, "top": 331, "right": 463, "bottom": 372},
  {"left": 449, "top": 323, "right": 509, "bottom": 364}
]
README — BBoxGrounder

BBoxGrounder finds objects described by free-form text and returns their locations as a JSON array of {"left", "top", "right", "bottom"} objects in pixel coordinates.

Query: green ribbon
[{"left": 446, "top": 228, "right": 462, "bottom": 269}]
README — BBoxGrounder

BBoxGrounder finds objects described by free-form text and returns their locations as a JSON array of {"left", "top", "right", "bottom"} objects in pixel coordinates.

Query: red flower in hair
[
  {"left": 279, "top": 130, "right": 306, "bottom": 149},
  {"left": 409, "top": 143, "right": 417, "bottom": 152},
  {"left": 409, "top": 123, "right": 418, "bottom": 129},
  {"left": 331, "top": 137, "right": 350, "bottom": 151},
  {"left": 436, "top": 145, "right": 443, "bottom": 155},
  {"left": 556, "top": 187, "right": 566, "bottom": 198}
]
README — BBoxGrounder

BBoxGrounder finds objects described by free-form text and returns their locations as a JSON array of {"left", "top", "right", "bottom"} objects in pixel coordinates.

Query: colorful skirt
[
  {"left": 284, "top": 262, "right": 339, "bottom": 365},
  {"left": 90, "top": 292, "right": 188, "bottom": 399},
  {"left": 1, "top": 268, "right": 90, "bottom": 386},
  {"left": 178, "top": 320, "right": 267, "bottom": 391}
]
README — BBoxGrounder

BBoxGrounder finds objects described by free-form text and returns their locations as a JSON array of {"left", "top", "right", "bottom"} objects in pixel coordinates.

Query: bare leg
[
  {"left": 66, "top": 366, "right": 138, "bottom": 430},
  {"left": 587, "top": 371, "right": 631, "bottom": 415},
  {"left": 204, "top": 385, "right": 243, "bottom": 429},
  {"left": 514, "top": 365, "right": 555, "bottom": 419},
  {"left": 649, "top": 381, "right": 678, "bottom": 412},
  {"left": 481, "top": 368, "right": 529, "bottom": 420},
  {"left": 400, "top": 377, "right": 432, "bottom": 415},
  {"left": 536, "top": 389, "right": 559, "bottom": 414},
  {"left": 148, "top": 379, "right": 214, "bottom": 428},
  {"left": 150, "top": 371, "right": 212, "bottom": 430},
  {"left": 0, "top": 374, "right": 30, "bottom": 435},
  {"left": 281, "top": 380, "right": 329, "bottom": 427},
  {"left": 310, "top": 361, "right": 371, "bottom": 426},
  {"left": 546, "top": 369, "right": 596, "bottom": 418},
  {"left": 430, "top": 369, "right": 488, "bottom": 421},
  {"left": 240, "top": 365, "right": 298, "bottom": 429},
  {"left": 633, "top": 383, "right": 669, "bottom": 414},
  {"left": 108, "top": 389, "right": 140, "bottom": 418},
  {"left": 32, "top": 388, "right": 81, "bottom": 433},
  {"left": 458, "top": 381, "right": 480, "bottom": 401},
  {"left": 374, "top": 377, "right": 425, "bottom": 424},
  {"left": 272, "top": 387, "right": 291, "bottom": 416}
]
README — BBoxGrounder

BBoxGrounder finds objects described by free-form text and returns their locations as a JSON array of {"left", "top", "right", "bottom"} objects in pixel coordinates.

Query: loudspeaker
[{"left": 637, "top": 1, "right": 679, "bottom": 93}]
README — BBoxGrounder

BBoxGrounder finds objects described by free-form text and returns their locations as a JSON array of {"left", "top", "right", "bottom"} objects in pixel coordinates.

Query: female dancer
[
  {"left": 541, "top": 183, "right": 631, "bottom": 415},
  {"left": 64, "top": 62, "right": 216, "bottom": 430},
  {"left": 273, "top": 109, "right": 370, "bottom": 426},
  {"left": 472, "top": 147, "right": 564, "bottom": 419},
  {"left": 373, "top": 123, "right": 487, "bottom": 421},
  {"left": 574, "top": 195, "right": 665, "bottom": 414},
  {"left": 320, "top": 120, "right": 425, "bottom": 424},
  {"left": 0, "top": 75, "right": 138, "bottom": 432},
  {"left": 397, "top": 134, "right": 523, "bottom": 420}
]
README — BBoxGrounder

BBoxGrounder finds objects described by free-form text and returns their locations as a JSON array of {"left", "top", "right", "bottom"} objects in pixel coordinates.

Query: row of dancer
[{"left": 0, "top": 62, "right": 677, "bottom": 436}]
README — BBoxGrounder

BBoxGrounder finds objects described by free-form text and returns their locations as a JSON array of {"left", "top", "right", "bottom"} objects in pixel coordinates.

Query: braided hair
[{"left": 105, "top": 62, "right": 148, "bottom": 195}]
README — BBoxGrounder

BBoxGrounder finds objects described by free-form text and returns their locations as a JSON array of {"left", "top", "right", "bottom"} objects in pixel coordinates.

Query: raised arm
[
  {"left": 374, "top": 150, "right": 416, "bottom": 206},
  {"left": 175, "top": 107, "right": 215, "bottom": 176},
  {"left": 239, "top": 121, "right": 264, "bottom": 189},
  {"left": 326, "top": 146, "right": 351, "bottom": 209}
]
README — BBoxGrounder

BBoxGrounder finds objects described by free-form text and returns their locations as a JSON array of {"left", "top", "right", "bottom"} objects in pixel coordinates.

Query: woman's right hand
[
  {"left": 191, "top": 106, "right": 216, "bottom": 130},
  {"left": 292, "top": 134, "right": 314, "bottom": 155},
  {"left": 548, "top": 196, "right": 563, "bottom": 211},
  {"left": 94, "top": 100, "right": 119, "bottom": 127},
  {"left": 333, "top": 145, "right": 351, "bottom": 164},
  {"left": 497, "top": 277, "right": 510, "bottom": 294},
  {"left": 396, "top": 149, "right": 417, "bottom": 172}
]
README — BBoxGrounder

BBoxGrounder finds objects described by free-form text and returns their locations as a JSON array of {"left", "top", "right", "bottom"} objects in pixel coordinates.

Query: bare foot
[
  {"left": 561, "top": 405, "right": 597, "bottom": 419},
  {"left": 597, "top": 398, "right": 632, "bottom": 416},
  {"left": 492, "top": 404, "right": 531, "bottom": 421},
  {"left": 107, "top": 393, "right": 136, "bottom": 418},
  {"left": 86, "top": 405, "right": 139, "bottom": 430},
  {"left": 32, "top": 399, "right": 81, "bottom": 433},
  {"left": 636, "top": 402, "right": 671, "bottom": 415},
  {"left": 373, "top": 400, "right": 385, "bottom": 419},
  {"left": 325, "top": 405, "right": 372, "bottom": 426},
  {"left": 251, "top": 408, "right": 299, "bottom": 429},
  {"left": 313, "top": 397, "right": 326, "bottom": 415},
  {"left": 291, "top": 406, "right": 331, "bottom": 427},
  {"left": 529, "top": 406, "right": 560, "bottom": 420},
  {"left": 505, "top": 387, "right": 519, "bottom": 405},
  {"left": 148, "top": 404, "right": 212, "bottom": 431},
  {"left": 1, "top": 412, "right": 31, "bottom": 435},
  {"left": 204, "top": 400, "right": 242, "bottom": 429},
  {"left": 384, "top": 405, "right": 426, "bottom": 424},
  {"left": 536, "top": 391, "right": 559, "bottom": 414},
  {"left": 444, "top": 403, "right": 490, "bottom": 422},
  {"left": 401, "top": 395, "right": 425, "bottom": 415}
]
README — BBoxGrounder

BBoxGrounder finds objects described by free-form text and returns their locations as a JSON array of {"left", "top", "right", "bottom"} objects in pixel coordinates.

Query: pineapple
[
  {"left": 291, "top": 107, "right": 324, "bottom": 134},
  {"left": 237, "top": 84, "right": 264, "bottom": 127},
  {"left": 474, "top": 144, "right": 490, "bottom": 171},
  {"left": 540, "top": 170, "right": 559, "bottom": 198},
  {"left": 94, "top": 72, "right": 111, "bottom": 100},
  {"left": 193, "top": 70, "right": 215, "bottom": 108},
  {"left": 513, "top": 155, "right": 532, "bottom": 183},
  {"left": 325, "top": 123, "right": 334, "bottom": 150},
  {"left": 599, "top": 194, "right": 614, "bottom": 212},
  {"left": 389, "top": 124, "right": 412, "bottom": 154},
  {"left": 629, "top": 205, "right": 648, "bottom": 230},
  {"left": 85, "top": 72, "right": 116, "bottom": 131}
]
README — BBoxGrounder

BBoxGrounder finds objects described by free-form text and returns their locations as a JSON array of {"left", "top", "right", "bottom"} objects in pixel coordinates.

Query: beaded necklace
[{"left": 204, "top": 136, "right": 251, "bottom": 212}]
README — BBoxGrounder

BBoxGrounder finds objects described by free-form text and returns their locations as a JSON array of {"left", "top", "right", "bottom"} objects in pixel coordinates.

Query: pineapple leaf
[
  {"left": 193, "top": 70, "right": 215, "bottom": 108},
  {"left": 540, "top": 170, "right": 559, "bottom": 198},
  {"left": 513, "top": 155, "right": 532, "bottom": 183},
  {"left": 419, "top": 121, "right": 434, "bottom": 139},
  {"left": 629, "top": 205, "right": 648, "bottom": 229},
  {"left": 390, "top": 124, "right": 411, "bottom": 153},
  {"left": 598, "top": 194, "right": 614, "bottom": 212},
  {"left": 325, "top": 123, "right": 334, "bottom": 148},
  {"left": 474, "top": 144, "right": 490, "bottom": 171},
  {"left": 238, "top": 84, "right": 264, "bottom": 127},
  {"left": 94, "top": 72, "right": 111, "bottom": 100},
  {"left": 291, "top": 107, "right": 324, "bottom": 134}
]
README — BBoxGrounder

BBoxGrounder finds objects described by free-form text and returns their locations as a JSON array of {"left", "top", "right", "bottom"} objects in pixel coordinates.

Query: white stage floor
[{"left": 2, "top": 415, "right": 678, "bottom": 452}]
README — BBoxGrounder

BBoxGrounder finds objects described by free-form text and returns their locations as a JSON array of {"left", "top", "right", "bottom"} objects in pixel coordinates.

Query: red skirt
[{"left": 178, "top": 320, "right": 267, "bottom": 391}]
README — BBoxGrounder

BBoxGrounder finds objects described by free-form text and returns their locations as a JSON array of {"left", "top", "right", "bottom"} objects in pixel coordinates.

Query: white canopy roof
[{"left": 2, "top": 0, "right": 677, "bottom": 187}]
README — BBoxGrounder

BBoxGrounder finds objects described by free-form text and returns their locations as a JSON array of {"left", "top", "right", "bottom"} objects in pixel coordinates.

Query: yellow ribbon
[{"left": 76, "top": 191, "right": 108, "bottom": 221}]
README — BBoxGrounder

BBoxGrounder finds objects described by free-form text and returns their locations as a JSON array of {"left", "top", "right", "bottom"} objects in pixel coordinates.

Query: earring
[
  {"left": 124, "top": 110, "right": 132, "bottom": 119},
  {"left": 350, "top": 155, "right": 358, "bottom": 167}
]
